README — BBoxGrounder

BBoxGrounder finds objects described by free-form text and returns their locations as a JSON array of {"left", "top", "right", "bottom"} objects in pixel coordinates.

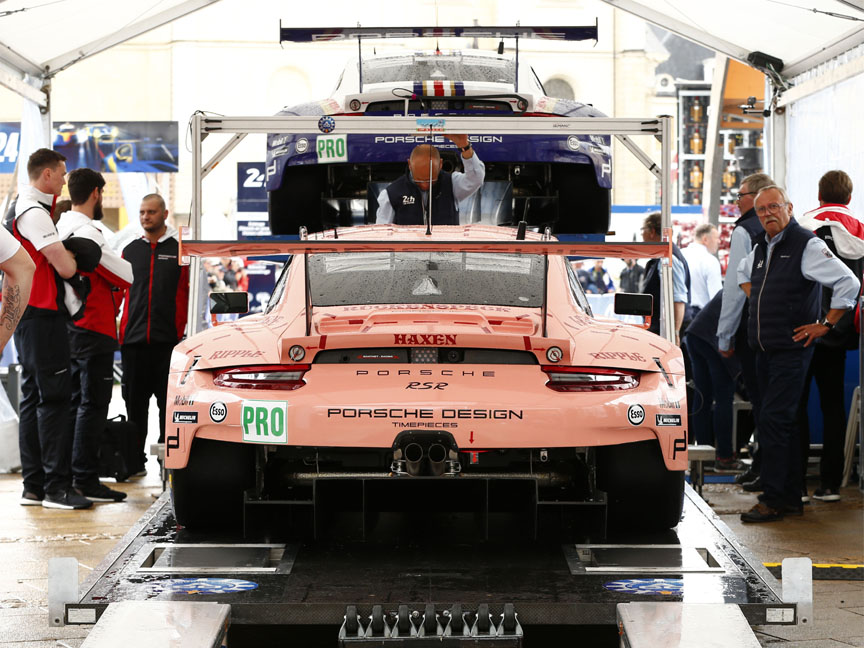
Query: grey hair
[{"left": 755, "top": 184, "right": 791, "bottom": 205}]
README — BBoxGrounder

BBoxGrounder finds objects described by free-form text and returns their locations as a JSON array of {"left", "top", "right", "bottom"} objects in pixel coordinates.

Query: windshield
[
  {"left": 308, "top": 252, "right": 544, "bottom": 307},
  {"left": 361, "top": 54, "right": 516, "bottom": 85}
]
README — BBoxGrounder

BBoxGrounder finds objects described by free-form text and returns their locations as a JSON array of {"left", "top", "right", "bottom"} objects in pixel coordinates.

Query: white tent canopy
[
  {"left": 1, "top": 0, "right": 863, "bottom": 105},
  {"left": 0, "top": 0, "right": 222, "bottom": 106},
  {"left": 602, "top": 0, "right": 864, "bottom": 79}
]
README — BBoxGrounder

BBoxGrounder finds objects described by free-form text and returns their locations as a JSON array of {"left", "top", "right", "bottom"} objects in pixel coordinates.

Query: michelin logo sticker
[
  {"left": 627, "top": 404, "right": 645, "bottom": 426},
  {"left": 172, "top": 411, "right": 198, "bottom": 424},
  {"left": 604, "top": 578, "right": 683, "bottom": 595},
  {"left": 656, "top": 414, "right": 682, "bottom": 427}
]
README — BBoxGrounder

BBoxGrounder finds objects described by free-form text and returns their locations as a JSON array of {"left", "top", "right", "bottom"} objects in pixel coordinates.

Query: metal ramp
[
  {"left": 80, "top": 601, "right": 229, "bottom": 648},
  {"left": 617, "top": 602, "right": 761, "bottom": 647},
  {"left": 62, "top": 484, "right": 796, "bottom": 645}
]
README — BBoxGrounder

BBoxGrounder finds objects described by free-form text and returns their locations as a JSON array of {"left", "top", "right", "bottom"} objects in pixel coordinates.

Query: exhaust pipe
[
  {"left": 404, "top": 443, "right": 424, "bottom": 476},
  {"left": 427, "top": 443, "right": 447, "bottom": 477}
]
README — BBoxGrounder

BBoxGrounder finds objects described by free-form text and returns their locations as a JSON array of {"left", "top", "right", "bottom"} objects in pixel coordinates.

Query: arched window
[{"left": 544, "top": 78, "right": 575, "bottom": 100}]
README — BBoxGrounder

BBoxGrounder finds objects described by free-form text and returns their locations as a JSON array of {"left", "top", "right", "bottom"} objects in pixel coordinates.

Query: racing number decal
[
  {"left": 166, "top": 428, "right": 180, "bottom": 457},
  {"left": 673, "top": 435, "right": 687, "bottom": 460},
  {"left": 316, "top": 134, "right": 347, "bottom": 163},
  {"left": 241, "top": 401, "right": 288, "bottom": 444}
]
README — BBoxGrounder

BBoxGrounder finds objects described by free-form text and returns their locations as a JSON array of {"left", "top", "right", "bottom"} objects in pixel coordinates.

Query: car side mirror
[
  {"left": 614, "top": 292, "right": 653, "bottom": 317},
  {"left": 209, "top": 292, "right": 249, "bottom": 314}
]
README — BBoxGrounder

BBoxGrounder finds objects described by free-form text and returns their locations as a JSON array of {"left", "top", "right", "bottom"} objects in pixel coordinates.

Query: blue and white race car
[{"left": 267, "top": 26, "right": 611, "bottom": 236}]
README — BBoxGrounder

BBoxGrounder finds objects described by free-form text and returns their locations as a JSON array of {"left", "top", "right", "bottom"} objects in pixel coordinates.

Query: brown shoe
[{"left": 740, "top": 502, "right": 784, "bottom": 523}]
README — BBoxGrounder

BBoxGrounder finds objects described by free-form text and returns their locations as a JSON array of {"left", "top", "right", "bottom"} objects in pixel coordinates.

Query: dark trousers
[
  {"left": 797, "top": 345, "right": 849, "bottom": 491},
  {"left": 121, "top": 342, "right": 173, "bottom": 469},
  {"left": 756, "top": 347, "right": 814, "bottom": 510},
  {"left": 70, "top": 352, "right": 115, "bottom": 487},
  {"left": 735, "top": 332, "right": 762, "bottom": 469},
  {"left": 13, "top": 314, "right": 73, "bottom": 495},
  {"left": 684, "top": 335, "right": 736, "bottom": 458}
]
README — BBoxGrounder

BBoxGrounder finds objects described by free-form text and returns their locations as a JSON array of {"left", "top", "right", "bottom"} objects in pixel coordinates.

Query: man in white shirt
[
  {"left": 57, "top": 168, "right": 133, "bottom": 503},
  {"left": 11, "top": 148, "right": 92, "bottom": 510},
  {"left": 683, "top": 223, "right": 722, "bottom": 312},
  {"left": 376, "top": 135, "right": 485, "bottom": 226}
]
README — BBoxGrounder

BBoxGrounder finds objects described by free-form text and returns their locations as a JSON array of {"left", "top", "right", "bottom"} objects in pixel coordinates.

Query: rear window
[
  {"left": 361, "top": 55, "right": 515, "bottom": 85},
  {"left": 308, "top": 252, "right": 544, "bottom": 307}
]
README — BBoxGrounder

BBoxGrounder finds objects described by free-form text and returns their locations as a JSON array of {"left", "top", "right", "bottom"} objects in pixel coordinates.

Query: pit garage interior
[{"left": 0, "top": 1, "right": 862, "bottom": 647}]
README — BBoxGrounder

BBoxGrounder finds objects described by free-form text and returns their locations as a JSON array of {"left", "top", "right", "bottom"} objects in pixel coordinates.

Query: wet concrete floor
[{"left": 0, "top": 406, "right": 861, "bottom": 646}]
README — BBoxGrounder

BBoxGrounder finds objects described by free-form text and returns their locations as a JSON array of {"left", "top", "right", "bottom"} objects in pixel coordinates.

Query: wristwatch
[
  {"left": 819, "top": 318, "right": 834, "bottom": 329},
  {"left": 458, "top": 143, "right": 472, "bottom": 152}
]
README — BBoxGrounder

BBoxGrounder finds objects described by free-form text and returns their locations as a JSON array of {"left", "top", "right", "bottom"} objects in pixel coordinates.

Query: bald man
[{"left": 376, "top": 134, "right": 485, "bottom": 226}]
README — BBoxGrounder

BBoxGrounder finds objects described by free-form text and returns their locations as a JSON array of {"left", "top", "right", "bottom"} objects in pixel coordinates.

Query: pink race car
[{"left": 167, "top": 225, "right": 687, "bottom": 537}]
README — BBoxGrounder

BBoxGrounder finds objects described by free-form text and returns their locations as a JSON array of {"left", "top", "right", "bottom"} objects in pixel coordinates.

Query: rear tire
[
  {"left": 169, "top": 438, "right": 255, "bottom": 530},
  {"left": 596, "top": 440, "right": 684, "bottom": 532}
]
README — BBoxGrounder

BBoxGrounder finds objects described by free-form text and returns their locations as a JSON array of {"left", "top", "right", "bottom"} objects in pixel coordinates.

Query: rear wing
[
  {"left": 180, "top": 233, "right": 670, "bottom": 339},
  {"left": 179, "top": 238, "right": 670, "bottom": 260},
  {"left": 278, "top": 24, "right": 598, "bottom": 93},
  {"left": 278, "top": 26, "right": 599, "bottom": 43}
]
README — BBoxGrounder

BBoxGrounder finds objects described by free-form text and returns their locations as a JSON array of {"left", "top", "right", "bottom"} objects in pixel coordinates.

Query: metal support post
[
  {"left": 203, "top": 132, "right": 247, "bottom": 179},
  {"left": 187, "top": 113, "right": 204, "bottom": 337},
  {"left": 659, "top": 116, "right": 676, "bottom": 344}
]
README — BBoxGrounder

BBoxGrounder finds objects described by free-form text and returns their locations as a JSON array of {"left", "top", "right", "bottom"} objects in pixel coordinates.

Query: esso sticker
[
  {"left": 209, "top": 401, "right": 228, "bottom": 423},
  {"left": 627, "top": 404, "right": 645, "bottom": 426}
]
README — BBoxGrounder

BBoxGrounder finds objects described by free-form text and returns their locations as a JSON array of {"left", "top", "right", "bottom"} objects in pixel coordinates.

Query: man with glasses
[
  {"left": 718, "top": 173, "right": 774, "bottom": 489},
  {"left": 731, "top": 185, "right": 859, "bottom": 522},
  {"left": 376, "top": 135, "right": 485, "bottom": 226}
]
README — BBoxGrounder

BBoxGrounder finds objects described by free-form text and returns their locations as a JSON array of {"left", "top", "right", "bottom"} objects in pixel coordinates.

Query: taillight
[
  {"left": 213, "top": 365, "right": 310, "bottom": 390},
  {"left": 541, "top": 366, "right": 639, "bottom": 392}
]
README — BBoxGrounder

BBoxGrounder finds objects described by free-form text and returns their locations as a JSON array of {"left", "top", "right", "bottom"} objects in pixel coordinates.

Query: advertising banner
[
  {"left": 237, "top": 162, "right": 267, "bottom": 212},
  {"left": 0, "top": 121, "right": 179, "bottom": 174}
]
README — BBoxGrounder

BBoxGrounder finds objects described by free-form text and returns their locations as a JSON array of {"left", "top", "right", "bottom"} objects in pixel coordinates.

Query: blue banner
[
  {"left": 237, "top": 162, "right": 268, "bottom": 212},
  {"left": 0, "top": 121, "right": 178, "bottom": 173},
  {"left": 0, "top": 123, "right": 22, "bottom": 174},
  {"left": 237, "top": 218, "right": 277, "bottom": 314}
]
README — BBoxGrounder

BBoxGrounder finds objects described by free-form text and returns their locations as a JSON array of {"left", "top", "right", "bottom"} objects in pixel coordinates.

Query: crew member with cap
[
  {"left": 376, "top": 134, "right": 485, "bottom": 225},
  {"left": 731, "top": 185, "right": 859, "bottom": 522}
]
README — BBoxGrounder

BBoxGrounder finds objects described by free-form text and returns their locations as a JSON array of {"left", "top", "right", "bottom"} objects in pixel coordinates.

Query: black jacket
[{"left": 119, "top": 233, "right": 189, "bottom": 346}]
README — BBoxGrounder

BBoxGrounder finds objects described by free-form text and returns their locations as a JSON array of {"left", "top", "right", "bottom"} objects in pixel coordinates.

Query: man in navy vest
[
  {"left": 376, "top": 135, "right": 485, "bottom": 226},
  {"left": 732, "top": 185, "right": 858, "bottom": 522}
]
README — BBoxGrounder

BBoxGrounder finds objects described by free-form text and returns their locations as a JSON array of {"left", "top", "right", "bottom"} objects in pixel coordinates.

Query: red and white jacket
[
  {"left": 798, "top": 203, "right": 864, "bottom": 260},
  {"left": 57, "top": 210, "right": 133, "bottom": 354}
]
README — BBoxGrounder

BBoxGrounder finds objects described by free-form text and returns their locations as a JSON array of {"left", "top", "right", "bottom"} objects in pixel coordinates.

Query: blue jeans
[
  {"left": 756, "top": 347, "right": 814, "bottom": 510},
  {"left": 71, "top": 352, "right": 115, "bottom": 487},
  {"left": 684, "top": 335, "right": 736, "bottom": 458}
]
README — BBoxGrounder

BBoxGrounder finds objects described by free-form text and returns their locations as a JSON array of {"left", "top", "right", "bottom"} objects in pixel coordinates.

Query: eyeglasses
[
  {"left": 755, "top": 202, "right": 787, "bottom": 215},
  {"left": 735, "top": 191, "right": 756, "bottom": 202},
  {"left": 409, "top": 170, "right": 437, "bottom": 187}
]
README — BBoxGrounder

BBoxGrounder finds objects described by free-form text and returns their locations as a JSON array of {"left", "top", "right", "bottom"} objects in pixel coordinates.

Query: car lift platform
[{"left": 67, "top": 484, "right": 796, "bottom": 646}]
